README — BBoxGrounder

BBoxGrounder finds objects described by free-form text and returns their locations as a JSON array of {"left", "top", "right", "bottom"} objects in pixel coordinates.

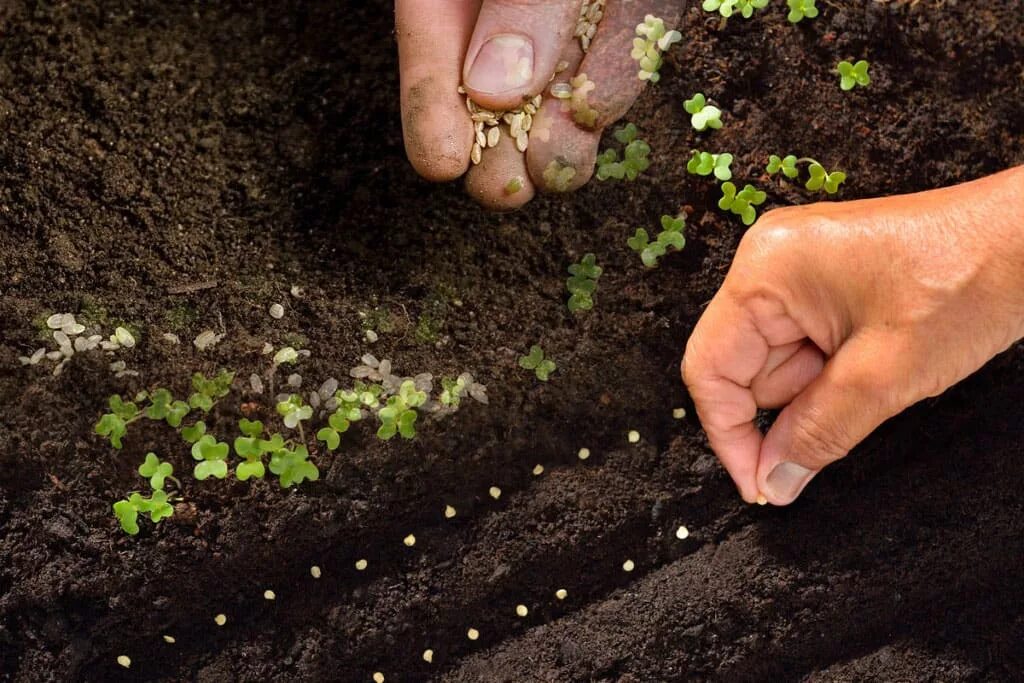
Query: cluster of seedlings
[
  {"left": 596, "top": 124, "right": 652, "bottom": 181},
  {"left": 628, "top": 214, "right": 687, "bottom": 267},
  {"left": 566, "top": 253, "right": 603, "bottom": 312},
  {"left": 632, "top": 14, "right": 683, "bottom": 83},
  {"left": 703, "top": 0, "right": 819, "bottom": 23}
]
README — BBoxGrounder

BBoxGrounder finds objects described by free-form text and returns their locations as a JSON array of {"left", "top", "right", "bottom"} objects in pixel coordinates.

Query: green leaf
[
  {"left": 519, "top": 345, "right": 544, "bottom": 370},
  {"left": 234, "top": 435, "right": 264, "bottom": 459},
  {"left": 713, "top": 153, "right": 733, "bottom": 181},
  {"left": 138, "top": 452, "right": 173, "bottom": 490},
  {"left": 328, "top": 412, "right": 350, "bottom": 433},
  {"left": 189, "top": 392, "right": 214, "bottom": 412},
  {"left": 145, "top": 388, "right": 173, "bottom": 420},
  {"left": 627, "top": 228, "right": 649, "bottom": 252},
  {"left": 782, "top": 155, "right": 799, "bottom": 179},
  {"left": 109, "top": 395, "right": 139, "bottom": 421},
  {"left": 236, "top": 460, "right": 266, "bottom": 481},
  {"left": 684, "top": 93, "right": 706, "bottom": 115},
  {"left": 95, "top": 413, "right": 127, "bottom": 449},
  {"left": 181, "top": 420, "right": 207, "bottom": 444},
  {"left": 238, "top": 418, "right": 263, "bottom": 437},
  {"left": 194, "top": 459, "right": 228, "bottom": 480},
  {"left": 260, "top": 433, "right": 285, "bottom": 453},
  {"left": 269, "top": 445, "right": 318, "bottom": 488},
  {"left": 113, "top": 500, "right": 139, "bottom": 535},
  {"left": 613, "top": 123, "right": 638, "bottom": 144},
  {"left": 377, "top": 421, "right": 398, "bottom": 440},
  {"left": 766, "top": 154, "right": 783, "bottom": 174},
  {"left": 659, "top": 231, "right": 686, "bottom": 250},
  {"left": 191, "top": 434, "right": 229, "bottom": 462},
  {"left": 317, "top": 427, "right": 341, "bottom": 451},
  {"left": 398, "top": 410, "right": 418, "bottom": 439},
  {"left": 536, "top": 359, "right": 557, "bottom": 382},
  {"left": 824, "top": 171, "right": 847, "bottom": 194},
  {"left": 806, "top": 162, "right": 826, "bottom": 191},
  {"left": 718, "top": 182, "right": 737, "bottom": 209}
]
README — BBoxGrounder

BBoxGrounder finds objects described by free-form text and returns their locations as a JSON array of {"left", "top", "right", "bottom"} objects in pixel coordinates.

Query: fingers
[
  {"left": 756, "top": 333, "right": 901, "bottom": 505},
  {"left": 465, "top": 130, "right": 537, "bottom": 210},
  {"left": 397, "top": 0, "right": 480, "bottom": 181},
  {"left": 526, "top": 99, "right": 600, "bottom": 193},
  {"left": 750, "top": 341, "right": 825, "bottom": 409},
  {"left": 461, "top": 0, "right": 580, "bottom": 112},
  {"left": 683, "top": 295, "right": 771, "bottom": 503}
]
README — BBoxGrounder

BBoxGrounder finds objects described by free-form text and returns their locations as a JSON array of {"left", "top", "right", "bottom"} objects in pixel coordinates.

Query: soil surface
[{"left": 1, "top": 1, "right": 1023, "bottom": 682}]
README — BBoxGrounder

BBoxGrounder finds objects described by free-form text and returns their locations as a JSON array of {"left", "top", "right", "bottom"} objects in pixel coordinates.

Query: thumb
[
  {"left": 756, "top": 333, "right": 902, "bottom": 505},
  {"left": 461, "top": 0, "right": 579, "bottom": 111}
]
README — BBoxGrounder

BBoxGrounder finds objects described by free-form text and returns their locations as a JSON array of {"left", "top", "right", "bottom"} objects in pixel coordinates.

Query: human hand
[
  {"left": 395, "top": 0, "right": 680, "bottom": 210},
  {"left": 683, "top": 167, "right": 1024, "bottom": 505}
]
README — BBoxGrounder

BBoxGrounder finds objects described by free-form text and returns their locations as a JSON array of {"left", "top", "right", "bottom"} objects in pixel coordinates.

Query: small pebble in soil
[
  {"left": 163, "top": 635, "right": 175, "bottom": 644},
  {"left": 214, "top": 614, "right": 227, "bottom": 626},
  {"left": 623, "top": 559, "right": 635, "bottom": 572},
  {"left": 556, "top": 589, "right": 568, "bottom": 600},
  {"left": 515, "top": 604, "right": 528, "bottom": 617},
  {"left": 269, "top": 303, "right": 285, "bottom": 319},
  {"left": 355, "top": 559, "right": 368, "bottom": 571},
  {"left": 577, "top": 447, "right": 590, "bottom": 460},
  {"left": 423, "top": 649, "right": 434, "bottom": 663},
  {"left": 488, "top": 486, "right": 502, "bottom": 500},
  {"left": 673, "top": 407, "right": 687, "bottom": 419},
  {"left": 628, "top": 430, "right": 640, "bottom": 443},
  {"left": 444, "top": 505, "right": 456, "bottom": 519},
  {"left": 676, "top": 525, "right": 690, "bottom": 540},
  {"left": 404, "top": 534, "right": 416, "bottom": 547},
  {"left": 467, "top": 628, "right": 480, "bottom": 641},
  {"left": 756, "top": 494, "right": 768, "bottom": 506},
  {"left": 310, "top": 565, "right": 322, "bottom": 578},
  {"left": 116, "top": 655, "right": 131, "bottom": 669},
  {"left": 372, "top": 673, "right": 385, "bottom": 683},
  {"left": 532, "top": 464, "right": 544, "bottom": 476},
  {"left": 264, "top": 590, "right": 276, "bottom": 600}
]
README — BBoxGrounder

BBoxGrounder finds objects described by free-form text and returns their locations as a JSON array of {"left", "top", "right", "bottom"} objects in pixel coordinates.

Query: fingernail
[
  {"left": 465, "top": 34, "right": 533, "bottom": 94},
  {"left": 764, "top": 462, "right": 815, "bottom": 504}
]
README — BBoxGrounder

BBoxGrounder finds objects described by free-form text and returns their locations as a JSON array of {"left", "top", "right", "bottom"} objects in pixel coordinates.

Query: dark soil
[{"left": 1, "top": 1, "right": 1022, "bottom": 681}]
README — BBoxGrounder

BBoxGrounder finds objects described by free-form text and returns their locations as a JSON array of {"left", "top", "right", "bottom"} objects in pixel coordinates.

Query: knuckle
[{"left": 790, "top": 405, "right": 850, "bottom": 464}]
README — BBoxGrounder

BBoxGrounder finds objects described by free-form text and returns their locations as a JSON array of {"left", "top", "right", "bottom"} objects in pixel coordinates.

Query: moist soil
[{"left": 1, "top": 1, "right": 1023, "bottom": 681}]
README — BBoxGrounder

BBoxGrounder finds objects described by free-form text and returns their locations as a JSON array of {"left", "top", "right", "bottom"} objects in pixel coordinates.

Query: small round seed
[
  {"left": 423, "top": 649, "right": 434, "bottom": 663},
  {"left": 264, "top": 590, "right": 276, "bottom": 600},
  {"left": 114, "top": 326, "right": 135, "bottom": 348},
  {"left": 310, "top": 565, "right": 322, "bottom": 578},
  {"left": 467, "top": 628, "right": 480, "bottom": 641},
  {"left": 532, "top": 464, "right": 544, "bottom": 476},
  {"left": 214, "top": 614, "right": 227, "bottom": 626},
  {"left": 577, "top": 447, "right": 591, "bottom": 460},
  {"left": 555, "top": 588, "right": 568, "bottom": 600},
  {"left": 672, "top": 407, "right": 687, "bottom": 419},
  {"left": 269, "top": 303, "right": 285, "bottom": 319},
  {"left": 116, "top": 655, "right": 131, "bottom": 668},
  {"left": 373, "top": 673, "right": 385, "bottom": 683},
  {"left": 488, "top": 486, "right": 501, "bottom": 500},
  {"left": 676, "top": 525, "right": 690, "bottom": 540},
  {"left": 486, "top": 126, "right": 500, "bottom": 148},
  {"left": 515, "top": 604, "right": 528, "bottom": 617},
  {"left": 46, "top": 313, "right": 70, "bottom": 329},
  {"left": 163, "top": 635, "right": 175, "bottom": 643},
  {"left": 444, "top": 505, "right": 456, "bottom": 519},
  {"left": 756, "top": 494, "right": 768, "bottom": 506},
  {"left": 623, "top": 559, "right": 635, "bottom": 572},
  {"left": 404, "top": 534, "right": 416, "bottom": 547},
  {"left": 355, "top": 559, "right": 368, "bottom": 571},
  {"left": 628, "top": 430, "right": 640, "bottom": 443}
]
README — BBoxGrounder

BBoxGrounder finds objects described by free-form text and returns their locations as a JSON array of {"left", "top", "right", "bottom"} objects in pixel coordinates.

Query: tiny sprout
[
  {"left": 355, "top": 559, "right": 368, "bottom": 570},
  {"left": 718, "top": 182, "right": 767, "bottom": 226},
  {"left": 684, "top": 93, "right": 723, "bottom": 131},
  {"left": 113, "top": 490, "right": 173, "bottom": 535},
  {"left": 191, "top": 434, "right": 230, "bottom": 480},
  {"left": 214, "top": 614, "right": 227, "bottom": 626},
  {"left": 837, "top": 59, "right": 870, "bottom": 90},
  {"left": 403, "top": 534, "right": 416, "bottom": 547},
  {"left": 310, "top": 565, "right": 322, "bottom": 578},
  {"left": 628, "top": 430, "right": 641, "bottom": 443},
  {"left": 234, "top": 420, "right": 275, "bottom": 481},
  {"left": 95, "top": 394, "right": 139, "bottom": 449},
  {"left": 686, "top": 150, "right": 733, "bottom": 181},
  {"left": 766, "top": 154, "right": 799, "bottom": 179},
  {"left": 766, "top": 154, "right": 847, "bottom": 194},
  {"left": 114, "top": 326, "right": 136, "bottom": 348},
  {"left": 623, "top": 559, "right": 635, "bottom": 571},
  {"left": 556, "top": 588, "right": 568, "bottom": 600},
  {"left": 189, "top": 370, "right": 234, "bottom": 412},
  {"left": 117, "top": 655, "right": 131, "bottom": 669},
  {"left": 632, "top": 15, "right": 682, "bottom": 83},
  {"left": 276, "top": 394, "right": 313, "bottom": 429},
  {"left": 145, "top": 388, "right": 190, "bottom": 428},
  {"left": 596, "top": 124, "right": 651, "bottom": 181},
  {"left": 515, "top": 604, "right": 528, "bottom": 617},
  {"left": 377, "top": 380, "right": 427, "bottom": 440},
  {"left": 787, "top": 0, "right": 818, "bottom": 22},
  {"left": 467, "top": 628, "right": 480, "bottom": 641},
  {"left": 676, "top": 525, "right": 690, "bottom": 540},
  {"left": 316, "top": 408, "right": 351, "bottom": 451},
  {"left": 566, "top": 253, "right": 602, "bottom": 312},
  {"left": 269, "top": 444, "right": 319, "bottom": 487},
  {"left": 519, "top": 345, "right": 556, "bottom": 382},
  {"left": 703, "top": 0, "right": 769, "bottom": 19},
  {"left": 181, "top": 419, "right": 207, "bottom": 444},
  {"left": 627, "top": 214, "right": 686, "bottom": 268},
  {"left": 138, "top": 452, "right": 174, "bottom": 490}
]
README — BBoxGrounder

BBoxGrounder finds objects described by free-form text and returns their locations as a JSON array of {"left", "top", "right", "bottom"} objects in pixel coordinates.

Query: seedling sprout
[
  {"left": 684, "top": 93, "right": 723, "bottom": 131},
  {"left": 766, "top": 154, "right": 847, "bottom": 194},
  {"left": 686, "top": 150, "right": 733, "bottom": 181},
  {"left": 632, "top": 14, "right": 682, "bottom": 83},
  {"left": 703, "top": 0, "right": 769, "bottom": 19},
  {"left": 596, "top": 123, "right": 651, "bottom": 181},
  {"left": 718, "top": 182, "right": 768, "bottom": 225},
  {"left": 786, "top": 0, "right": 818, "bottom": 22},
  {"left": 519, "top": 345, "right": 556, "bottom": 381},
  {"left": 566, "top": 253, "right": 602, "bottom": 311},
  {"left": 837, "top": 59, "right": 871, "bottom": 90},
  {"left": 628, "top": 214, "right": 686, "bottom": 268}
]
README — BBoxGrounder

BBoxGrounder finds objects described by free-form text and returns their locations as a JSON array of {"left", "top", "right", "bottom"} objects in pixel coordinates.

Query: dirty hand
[
  {"left": 395, "top": 0, "right": 679, "bottom": 210},
  {"left": 683, "top": 167, "right": 1024, "bottom": 506}
]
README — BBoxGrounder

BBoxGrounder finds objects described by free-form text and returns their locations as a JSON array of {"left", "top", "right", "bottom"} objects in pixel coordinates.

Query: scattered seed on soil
[
  {"left": 372, "top": 673, "right": 385, "bottom": 683},
  {"left": 263, "top": 590, "right": 276, "bottom": 600},
  {"left": 249, "top": 373, "right": 264, "bottom": 393},
  {"left": 193, "top": 329, "right": 223, "bottom": 350},
  {"left": 46, "top": 313, "right": 70, "bottom": 329},
  {"left": 214, "top": 614, "right": 227, "bottom": 626},
  {"left": 756, "top": 494, "right": 768, "bottom": 506},
  {"left": 467, "top": 628, "right": 480, "bottom": 641},
  {"left": 310, "top": 565, "right": 322, "bottom": 578},
  {"left": 162, "top": 332, "right": 180, "bottom": 344},
  {"left": 515, "top": 604, "right": 528, "bottom": 617},
  {"left": 444, "top": 505, "right": 456, "bottom": 519},
  {"left": 355, "top": 559, "right": 368, "bottom": 570},
  {"left": 623, "top": 559, "right": 635, "bottom": 572},
  {"left": 269, "top": 303, "right": 285, "bottom": 319},
  {"left": 673, "top": 407, "right": 687, "bottom": 419},
  {"left": 163, "top": 635, "right": 175, "bottom": 644},
  {"left": 290, "top": 284, "right": 303, "bottom": 297},
  {"left": 116, "top": 655, "right": 131, "bottom": 669},
  {"left": 578, "top": 447, "right": 591, "bottom": 460},
  {"left": 422, "top": 649, "right": 434, "bottom": 663},
  {"left": 628, "top": 430, "right": 640, "bottom": 443},
  {"left": 365, "top": 329, "right": 378, "bottom": 343},
  {"left": 404, "top": 534, "right": 416, "bottom": 547},
  {"left": 489, "top": 486, "right": 501, "bottom": 500},
  {"left": 114, "top": 326, "right": 135, "bottom": 348},
  {"left": 532, "top": 464, "right": 544, "bottom": 476},
  {"left": 676, "top": 525, "right": 690, "bottom": 540},
  {"left": 262, "top": 342, "right": 274, "bottom": 354},
  {"left": 556, "top": 589, "right": 568, "bottom": 600}
]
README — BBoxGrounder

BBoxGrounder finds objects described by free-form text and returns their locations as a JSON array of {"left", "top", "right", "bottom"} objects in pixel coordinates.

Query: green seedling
[
  {"left": 377, "top": 380, "right": 427, "bottom": 440},
  {"left": 837, "top": 60, "right": 870, "bottom": 90},
  {"left": 336, "top": 382, "right": 381, "bottom": 419},
  {"left": 145, "top": 388, "right": 190, "bottom": 428},
  {"left": 189, "top": 370, "right": 234, "bottom": 412},
  {"left": 786, "top": 0, "right": 818, "bottom": 22},
  {"left": 566, "top": 253, "right": 602, "bottom": 312},
  {"left": 702, "top": 0, "right": 769, "bottom": 19},
  {"left": 233, "top": 419, "right": 274, "bottom": 480},
  {"left": 138, "top": 452, "right": 175, "bottom": 490},
  {"left": 686, "top": 151, "right": 733, "bottom": 181},
  {"left": 718, "top": 182, "right": 767, "bottom": 225},
  {"left": 519, "top": 345, "right": 556, "bottom": 382},
  {"left": 276, "top": 394, "right": 313, "bottom": 430},
  {"left": 596, "top": 124, "right": 651, "bottom": 181},
  {"left": 269, "top": 444, "right": 319, "bottom": 488},
  {"left": 766, "top": 154, "right": 847, "bottom": 194},
  {"left": 440, "top": 376, "right": 467, "bottom": 408},
  {"left": 316, "top": 410, "right": 351, "bottom": 451},
  {"left": 191, "top": 434, "right": 229, "bottom": 480},
  {"left": 181, "top": 420, "right": 207, "bottom": 444},
  {"left": 113, "top": 490, "right": 173, "bottom": 535},
  {"left": 627, "top": 215, "right": 687, "bottom": 267},
  {"left": 632, "top": 14, "right": 682, "bottom": 83},
  {"left": 95, "top": 395, "right": 140, "bottom": 449},
  {"left": 684, "top": 93, "right": 723, "bottom": 132},
  {"left": 273, "top": 346, "right": 299, "bottom": 366}
]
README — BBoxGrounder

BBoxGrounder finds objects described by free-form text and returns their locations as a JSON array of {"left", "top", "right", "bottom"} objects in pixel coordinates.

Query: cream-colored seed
[
  {"left": 522, "top": 112, "right": 532, "bottom": 131},
  {"left": 628, "top": 430, "right": 640, "bottom": 443},
  {"left": 373, "top": 673, "right": 385, "bottom": 683},
  {"left": 756, "top": 494, "right": 768, "bottom": 506},
  {"left": 117, "top": 655, "right": 131, "bottom": 668},
  {"left": 486, "top": 126, "right": 500, "bottom": 148},
  {"left": 214, "top": 614, "right": 227, "bottom": 626},
  {"left": 264, "top": 590, "right": 276, "bottom": 600},
  {"left": 515, "top": 131, "right": 528, "bottom": 152},
  {"left": 488, "top": 486, "right": 501, "bottom": 500},
  {"left": 532, "top": 464, "right": 544, "bottom": 476},
  {"left": 515, "top": 604, "right": 528, "bottom": 617},
  {"left": 423, "top": 649, "right": 434, "bottom": 663},
  {"left": 310, "top": 565, "right": 322, "bottom": 578},
  {"left": 444, "top": 505, "right": 456, "bottom": 519},
  {"left": 676, "top": 525, "right": 690, "bottom": 540},
  {"left": 623, "top": 559, "right": 635, "bottom": 572},
  {"left": 471, "top": 143, "right": 482, "bottom": 165},
  {"left": 672, "top": 407, "right": 687, "bottom": 419},
  {"left": 556, "top": 60, "right": 570, "bottom": 73},
  {"left": 555, "top": 588, "right": 568, "bottom": 600},
  {"left": 163, "top": 634, "right": 176, "bottom": 643},
  {"left": 269, "top": 303, "right": 284, "bottom": 319},
  {"left": 355, "top": 559, "right": 368, "bottom": 570},
  {"left": 404, "top": 534, "right": 416, "bottom": 547},
  {"left": 467, "top": 628, "right": 480, "bottom": 640},
  {"left": 578, "top": 447, "right": 591, "bottom": 460},
  {"left": 475, "top": 129, "right": 486, "bottom": 148}
]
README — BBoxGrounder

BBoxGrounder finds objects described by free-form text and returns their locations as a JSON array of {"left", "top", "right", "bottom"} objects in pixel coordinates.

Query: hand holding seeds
[
  {"left": 395, "top": 0, "right": 681, "bottom": 210},
  {"left": 682, "top": 166, "right": 1024, "bottom": 506}
]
